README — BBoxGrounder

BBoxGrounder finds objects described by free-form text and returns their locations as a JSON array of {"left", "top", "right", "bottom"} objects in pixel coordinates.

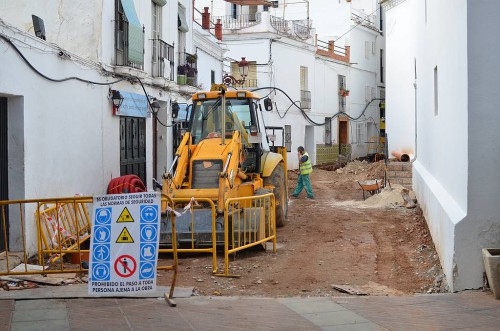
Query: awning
[
  {"left": 120, "top": 0, "right": 144, "bottom": 65},
  {"left": 224, "top": 0, "right": 273, "bottom": 6},
  {"left": 178, "top": 5, "right": 189, "bottom": 32},
  {"left": 152, "top": 0, "right": 167, "bottom": 6}
]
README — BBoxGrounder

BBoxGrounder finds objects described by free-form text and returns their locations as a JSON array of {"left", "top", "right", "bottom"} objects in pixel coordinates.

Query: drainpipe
[{"left": 412, "top": 58, "right": 418, "bottom": 162}]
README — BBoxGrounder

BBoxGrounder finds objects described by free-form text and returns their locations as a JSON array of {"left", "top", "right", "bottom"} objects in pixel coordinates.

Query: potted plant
[
  {"left": 340, "top": 88, "right": 349, "bottom": 97},
  {"left": 177, "top": 64, "right": 187, "bottom": 85},
  {"left": 186, "top": 53, "right": 198, "bottom": 64},
  {"left": 186, "top": 65, "right": 197, "bottom": 86}
]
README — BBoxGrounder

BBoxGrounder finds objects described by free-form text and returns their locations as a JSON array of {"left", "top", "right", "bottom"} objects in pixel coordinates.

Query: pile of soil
[{"left": 159, "top": 160, "right": 447, "bottom": 297}]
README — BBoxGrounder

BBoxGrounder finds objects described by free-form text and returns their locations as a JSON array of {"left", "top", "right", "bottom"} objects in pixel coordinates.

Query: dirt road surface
[{"left": 158, "top": 161, "right": 446, "bottom": 297}]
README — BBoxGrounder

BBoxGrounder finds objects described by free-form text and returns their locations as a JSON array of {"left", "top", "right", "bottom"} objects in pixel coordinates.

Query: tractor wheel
[{"left": 264, "top": 163, "right": 287, "bottom": 227}]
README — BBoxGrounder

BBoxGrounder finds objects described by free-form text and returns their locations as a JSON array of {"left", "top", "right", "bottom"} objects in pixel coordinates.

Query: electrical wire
[
  {"left": 251, "top": 86, "right": 384, "bottom": 126},
  {"left": 334, "top": 6, "right": 381, "bottom": 42},
  {"left": 1, "top": 32, "right": 174, "bottom": 128},
  {"left": 0, "top": 34, "right": 127, "bottom": 86}
]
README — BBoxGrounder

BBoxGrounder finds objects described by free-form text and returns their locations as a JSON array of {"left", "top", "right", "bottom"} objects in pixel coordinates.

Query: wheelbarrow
[{"left": 357, "top": 179, "right": 383, "bottom": 200}]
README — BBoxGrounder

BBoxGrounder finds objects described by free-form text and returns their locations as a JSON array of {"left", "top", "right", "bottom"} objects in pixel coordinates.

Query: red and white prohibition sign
[{"left": 114, "top": 254, "right": 137, "bottom": 278}]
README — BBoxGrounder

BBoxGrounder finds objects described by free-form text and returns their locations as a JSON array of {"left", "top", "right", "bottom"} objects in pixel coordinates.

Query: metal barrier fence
[
  {"left": 160, "top": 197, "right": 218, "bottom": 273},
  {"left": 219, "top": 193, "right": 276, "bottom": 277},
  {"left": 0, "top": 195, "right": 178, "bottom": 301}
]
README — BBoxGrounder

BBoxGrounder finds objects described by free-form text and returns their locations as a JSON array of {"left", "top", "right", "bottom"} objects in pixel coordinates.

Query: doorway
[
  {"left": 0, "top": 97, "right": 8, "bottom": 252},
  {"left": 305, "top": 125, "right": 315, "bottom": 165},
  {"left": 120, "top": 117, "right": 146, "bottom": 185}
]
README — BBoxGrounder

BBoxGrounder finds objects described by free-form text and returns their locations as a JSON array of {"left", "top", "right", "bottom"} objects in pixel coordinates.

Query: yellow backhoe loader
[{"left": 160, "top": 87, "right": 288, "bottom": 247}]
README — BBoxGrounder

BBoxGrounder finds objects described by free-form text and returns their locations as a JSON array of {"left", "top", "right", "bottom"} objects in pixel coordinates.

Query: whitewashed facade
[
  {"left": 384, "top": 0, "right": 500, "bottom": 291},
  {"left": 196, "top": 0, "right": 385, "bottom": 166},
  {"left": 0, "top": 0, "right": 223, "bottom": 252}
]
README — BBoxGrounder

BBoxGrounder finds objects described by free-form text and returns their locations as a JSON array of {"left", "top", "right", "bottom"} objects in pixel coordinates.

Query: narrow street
[{"left": 161, "top": 161, "right": 446, "bottom": 297}]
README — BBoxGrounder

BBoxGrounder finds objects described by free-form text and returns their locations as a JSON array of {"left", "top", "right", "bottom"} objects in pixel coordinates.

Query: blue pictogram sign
[
  {"left": 140, "top": 224, "right": 157, "bottom": 242},
  {"left": 93, "top": 226, "right": 111, "bottom": 243},
  {"left": 92, "top": 263, "right": 110, "bottom": 281},
  {"left": 95, "top": 208, "right": 112, "bottom": 225},
  {"left": 92, "top": 244, "right": 110, "bottom": 261},
  {"left": 139, "top": 261, "right": 155, "bottom": 279},
  {"left": 140, "top": 205, "right": 158, "bottom": 223},
  {"left": 140, "top": 243, "right": 156, "bottom": 261}
]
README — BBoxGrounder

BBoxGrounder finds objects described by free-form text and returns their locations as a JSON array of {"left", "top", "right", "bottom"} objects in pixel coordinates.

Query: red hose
[{"left": 107, "top": 175, "right": 146, "bottom": 194}]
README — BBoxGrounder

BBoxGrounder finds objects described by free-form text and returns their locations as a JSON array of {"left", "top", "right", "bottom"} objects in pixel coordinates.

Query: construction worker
[{"left": 292, "top": 146, "right": 314, "bottom": 199}]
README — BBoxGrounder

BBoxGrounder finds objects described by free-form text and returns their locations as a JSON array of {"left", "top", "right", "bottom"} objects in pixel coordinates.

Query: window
[
  {"left": 211, "top": 70, "right": 215, "bottom": 84},
  {"left": 365, "top": 41, "right": 370, "bottom": 59},
  {"left": 285, "top": 125, "right": 292, "bottom": 152},
  {"left": 434, "top": 66, "right": 438, "bottom": 116},
  {"left": 338, "top": 75, "right": 346, "bottom": 112},
  {"left": 300, "top": 66, "right": 308, "bottom": 91},
  {"left": 372, "top": 42, "right": 376, "bottom": 55},
  {"left": 325, "top": 118, "right": 332, "bottom": 145},
  {"left": 115, "top": 0, "right": 144, "bottom": 69},
  {"left": 380, "top": 49, "right": 384, "bottom": 83},
  {"left": 231, "top": 4, "right": 237, "bottom": 19},
  {"left": 178, "top": 4, "right": 189, "bottom": 32},
  {"left": 151, "top": 2, "right": 162, "bottom": 76}
]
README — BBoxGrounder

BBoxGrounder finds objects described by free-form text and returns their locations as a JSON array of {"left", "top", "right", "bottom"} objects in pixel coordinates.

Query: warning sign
[
  {"left": 89, "top": 193, "right": 160, "bottom": 296},
  {"left": 117, "top": 207, "right": 134, "bottom": 223},
  {"left": 114, "top": 254, "right": 137, "bottom": 277},
  {"left": 116, "top": 227, "right": 134, "bottom": 243}
]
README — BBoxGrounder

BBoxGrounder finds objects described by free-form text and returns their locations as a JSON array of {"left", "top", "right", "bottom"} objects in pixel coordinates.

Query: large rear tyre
[{"left": 264, "top": 163, "right": 287, "bottom": 227}]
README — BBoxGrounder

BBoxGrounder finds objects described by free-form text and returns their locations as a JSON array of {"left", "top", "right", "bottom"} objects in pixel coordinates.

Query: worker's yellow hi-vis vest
[{"left": 299, "top": 152, "right": 312, "bottom": 175}]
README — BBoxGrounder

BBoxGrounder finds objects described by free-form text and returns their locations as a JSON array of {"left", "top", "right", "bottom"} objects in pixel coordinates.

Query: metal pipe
[{"left": 391, "top": 151, "right": 410, "bottom": 162}]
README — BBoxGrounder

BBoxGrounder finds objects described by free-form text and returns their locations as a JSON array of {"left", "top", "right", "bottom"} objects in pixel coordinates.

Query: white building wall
[
  {"left": 385, "top": 0, "right": 500, "bottom": 291},
  {"left": 0, "top": 0, "right": 224, "bottom": 253}
]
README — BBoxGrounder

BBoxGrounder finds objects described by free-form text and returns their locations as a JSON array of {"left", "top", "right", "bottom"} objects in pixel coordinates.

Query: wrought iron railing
[
  {"left": 351, "top": 8, "right": 379, "bottom": 32},
  {"left": 178, "top": 51, "right": 198, "bottom": 87},
  {"left": 270, "top": 16, "right": 312, "bottom": 39},
  {"left": 152, "top": 39, "right": 174, "bottom": 81},
  {"left": 232, "top": 79, "right": 258, "bottom": 89},
  {"left": 212, "top": 13, "right": 261, "bottom": 30},
  {"left": 317, "top": 39, "right": 347, "bottom": 57},
  {"left": 301, "top": 90, "right": 311, "bottom": 110}
]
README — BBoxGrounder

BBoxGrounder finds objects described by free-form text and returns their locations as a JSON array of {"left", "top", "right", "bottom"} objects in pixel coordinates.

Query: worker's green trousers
[{"left": 292, "top": 173, "right": 314, "bottom": 198}]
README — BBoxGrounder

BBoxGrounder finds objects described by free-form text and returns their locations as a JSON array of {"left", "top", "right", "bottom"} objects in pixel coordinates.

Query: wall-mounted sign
[{"left": 114, "top": 91, "right": 150, "bottom": 118}]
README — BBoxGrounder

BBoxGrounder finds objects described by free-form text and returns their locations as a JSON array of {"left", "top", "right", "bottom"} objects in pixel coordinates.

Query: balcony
[
  {"left": 177, "top": 51, "right": 198, "bottom": 87},
  {"left": 212, "top": 13, "right": 262, "bottom": 30},
  {"left": 316, "top": 38, "right": 350, "bottom": 64},
  {"left": 152, "top": 39, "right": 174, "bottom": 81},
  {"left": 351, "top": 8, "right": 379, "bottom": 32},
  {"left": 301, "top": 90, "right": 311, "bottom": 110},
  {"left": 270, "top": 16, "right": 312, "bottom": 40}
]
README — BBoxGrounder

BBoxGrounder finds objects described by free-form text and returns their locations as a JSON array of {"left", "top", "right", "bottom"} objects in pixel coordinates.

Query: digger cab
[{"left": 190, "top": 90, "right": 270, "bottom": 174}]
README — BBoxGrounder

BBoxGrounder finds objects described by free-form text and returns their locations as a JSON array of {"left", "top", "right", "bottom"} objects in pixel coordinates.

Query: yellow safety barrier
[
  {"left": 218, "top": 193, "right": 276, "bottom": 277},
  {"left": 37, "top": 198, "right": 92, "bottom": 264},
  {"left": 160, "top": 198, "right": 218, "bottom": 273},
  {"left": 158, "top": 195, "right": 178, "bottom": 305},
  {"left": 0, "top": 196, "right": 179, "bottom": 304}
]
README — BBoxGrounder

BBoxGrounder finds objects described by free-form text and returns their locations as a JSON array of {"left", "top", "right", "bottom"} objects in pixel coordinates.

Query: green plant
[
  {"left": 186, "top": 66, "right": 198, "bottom": 77},
  {"left": 177, "top": 64, "right": 188, "bottom": 75},
  {"left": 186, "top": 53, "right": 198, "bottom": 64}
]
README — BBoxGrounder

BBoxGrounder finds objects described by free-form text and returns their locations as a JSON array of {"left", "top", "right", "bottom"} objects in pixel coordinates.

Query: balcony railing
[
  {"left": 351, "top": 8, "right": 379, "bottom": 32},
  {"left": 270, "top": 16, "right": 312, "bottom": 40},
  {"left": 301, "top": 90, "right": 311, "bottom": 110},
  {"left": 212, "top": 13, "right": 261, "bottom": 30},
  {"left": 317, "top": 39, "right": 346, "bottom": 57},
  {"left": 178, "top": 51, "right": 198, "bottom": 87},
  {"left": 152, "top": 39, "right": 174, "bottom": 81}
]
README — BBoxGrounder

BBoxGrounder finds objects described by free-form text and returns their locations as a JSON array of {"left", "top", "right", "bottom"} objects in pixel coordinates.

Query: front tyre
[{"left": 264, "top": 163, "right": 287, "bottom": 227}]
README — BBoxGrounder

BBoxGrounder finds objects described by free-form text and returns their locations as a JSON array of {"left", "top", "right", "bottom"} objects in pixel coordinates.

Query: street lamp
[
  {"left": 223, "top": 57, "right": 249, "bottom": 87},
  {"left": 111, "top": 90, "right": 124, "bottom": 109}
]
